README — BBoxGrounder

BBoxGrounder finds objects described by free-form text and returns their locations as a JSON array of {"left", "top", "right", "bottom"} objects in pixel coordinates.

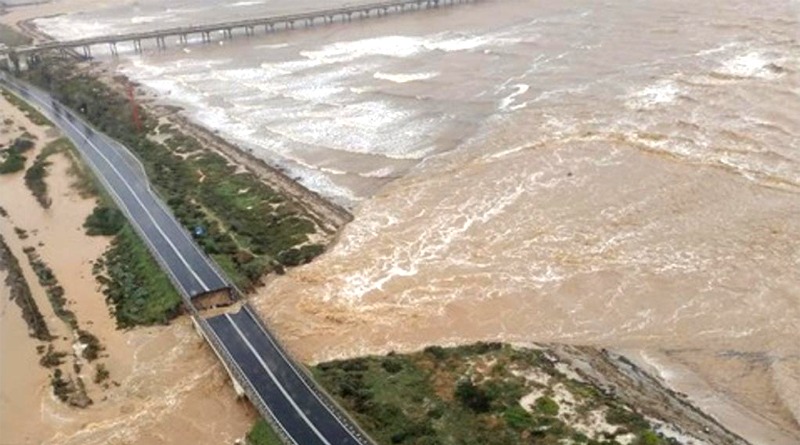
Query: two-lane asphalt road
[
  {"left": 1, "top": 74, "right": 371, "bottom": 445},
  {"left": 1, "top": 74, "right": 228, "bottom": 298},
  {"left": 207, "top": 306, "right": 368, "bottom": 445}
]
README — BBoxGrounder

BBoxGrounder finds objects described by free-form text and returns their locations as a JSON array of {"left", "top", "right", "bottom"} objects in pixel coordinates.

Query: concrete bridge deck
[{"left": 5, "top": 0, "right": 477, "bottom": 57}]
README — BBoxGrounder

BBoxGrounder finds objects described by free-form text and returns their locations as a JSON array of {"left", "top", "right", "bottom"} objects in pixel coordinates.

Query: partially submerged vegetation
[
  {"left": 301, "top": 343, "right": 710, "bottom": 445},
  {"left": 23, "top": 60, "right": 328, "bottom": 291},
  {"left": 23, "top": 246, "right": 79, "bottom": 330},
  {"left": 0, "top": 85, "right": 111, "bottom": 408},
  {"left": 0, "top": 136, "right": 34, "bottom": 174},
  {"left": 50, "top": 368, "right": 92, "bottom": 408},
  {"left": 93, "top": 225, "right": 182, "bottom": 327},
  {"left": 0, "top": 234, "right": 52, "bottom": 341},
  {"left": 24, "top": 138, "right": 69, "bottom": 208},
  {"left": 83, "top": 205, "right": 125, "bottom": 236}
]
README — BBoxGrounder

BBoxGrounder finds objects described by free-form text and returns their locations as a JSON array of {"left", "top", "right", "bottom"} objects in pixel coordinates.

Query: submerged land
[{"left": 2, "top": 1, "right": 797, "bottom": 444}]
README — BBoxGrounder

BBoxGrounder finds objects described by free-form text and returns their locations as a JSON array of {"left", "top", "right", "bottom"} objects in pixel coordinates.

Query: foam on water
[
  {"left": 34, "top": 16, "right": 116, "bottom": 40},
  {"left": 499, "top": 84, "right": 530, "bottom": 111},
  {"left": 719, "top": 51, "right": 782, "bottom": 79},
  {"left": 373, "top": 71, "right": 440, "bottom": 83},
  {"left": 299, "top": 31, "right": 519, "bottom": 65},
  {"left": 226, "top": 1, "right": 265, "bottom": 7},
  {"left": 625, "top": 80, "right": 681, "bottom": 109}
]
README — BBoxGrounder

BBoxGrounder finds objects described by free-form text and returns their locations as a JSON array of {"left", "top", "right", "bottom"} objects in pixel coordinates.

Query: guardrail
[{"left": 241, "top": 303, "right": 377, "bottom": 445}]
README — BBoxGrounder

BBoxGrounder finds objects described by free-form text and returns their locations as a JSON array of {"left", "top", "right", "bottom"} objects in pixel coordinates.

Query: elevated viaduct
[{"left": 3, "top": 0, "right": 477, "bottom": 59}]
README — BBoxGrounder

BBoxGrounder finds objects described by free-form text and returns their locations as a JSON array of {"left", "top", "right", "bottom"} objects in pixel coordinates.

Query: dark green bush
[{"left": 84, "top": 205, "right": 125, "bottom": 236}]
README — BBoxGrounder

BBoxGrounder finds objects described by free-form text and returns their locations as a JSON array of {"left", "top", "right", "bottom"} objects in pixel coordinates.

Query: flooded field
[
  {"left": 14, "top": 0, "right": 800, "bottom": 443},
  {"left": 0, "top": 91, "right": 255, "bottom": 445}
]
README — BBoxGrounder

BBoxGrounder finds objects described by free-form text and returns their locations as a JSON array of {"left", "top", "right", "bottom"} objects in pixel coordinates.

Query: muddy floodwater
[{"left": 22, "top": 0, "right": 800, "bottom": 443}]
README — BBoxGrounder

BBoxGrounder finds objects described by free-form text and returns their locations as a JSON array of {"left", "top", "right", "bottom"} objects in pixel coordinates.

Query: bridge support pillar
[
  {"left": 108, "top": 42, "right": 118, "bottom": 57},
  {"left": 82, "top": 45, "right": 91, "bottom": 59},
  {"left": 202, "top": 31, "right": 211, "bottom": 43},
  {"left": 179, "top": 34, "right": 187, "bottom": 44}
]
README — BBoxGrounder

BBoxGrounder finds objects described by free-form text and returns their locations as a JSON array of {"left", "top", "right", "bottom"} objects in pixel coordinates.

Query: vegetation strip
[
  {"left": 0, "top": 234, "right": 52, "bottom": 341},
  {"left": 22, "top": 246, "right": 79, "bottom": 329},
  {"left": 24, "top": 138, "right": 71, "bottom": 208}
]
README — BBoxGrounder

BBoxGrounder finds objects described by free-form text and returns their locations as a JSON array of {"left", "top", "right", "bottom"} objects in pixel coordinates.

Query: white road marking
[
  {"left": 244, "top": 305, "right": 364, "bottom": 442},
  {"left": 202, "top": 318, "right": 300, "bottom": 445},
  {"left": 13, "top": 83, "right": 211, "bottom": 294},
  {"left": 225, "top": 313, "right": 332, "bottom": 445}
]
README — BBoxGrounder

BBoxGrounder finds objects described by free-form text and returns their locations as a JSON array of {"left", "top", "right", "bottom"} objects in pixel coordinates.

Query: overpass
[
  {"left": 0, "top": 74, "right": 373, "bottom": 445},
  {"left": 4, "top": 0, "right": 477, "bottom": 58}
]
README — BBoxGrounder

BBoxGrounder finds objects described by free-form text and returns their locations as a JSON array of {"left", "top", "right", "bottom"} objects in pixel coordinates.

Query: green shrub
[
  {"left": 11, "top": 138, "right": 34, "bottom": 152},
  {"left": 455, "top": 380, "right": 493, "bottom": 413},
  {"left": 84, "top": 205, "right": 125, "bottom": 236},
  {"left": 504, "top": 405, "right": 534, "bottom": 430},
  {"left": 98, "top": 225, "right": 181, "bottom": 327},
  {"left": 0, "top": 149, "right": 26, "bottom": 174},
  {"left": 534, "top": 396, "right": 560, "bottom": 416},
  {"left": 93, "top": 363, "right": 110, "bottom": 384}
]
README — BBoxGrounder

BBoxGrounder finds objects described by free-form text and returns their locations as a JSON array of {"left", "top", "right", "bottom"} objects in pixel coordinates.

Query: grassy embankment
[
  {"left": 23, "top": 59, "right": 327, "bottom": 293},
  {"left": 248, "top": 343, "right": 675, "bottom": 445}
]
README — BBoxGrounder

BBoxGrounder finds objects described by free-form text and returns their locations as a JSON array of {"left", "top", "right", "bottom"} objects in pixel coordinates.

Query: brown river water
[{"left": 10, "top": 0, "right": 800, "bottom": 443}]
